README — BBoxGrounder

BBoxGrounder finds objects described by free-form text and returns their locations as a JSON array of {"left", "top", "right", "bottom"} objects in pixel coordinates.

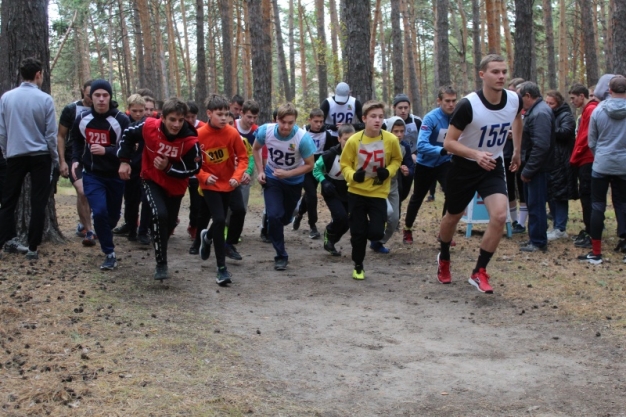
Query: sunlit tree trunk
[
  {"left": 165, "top": 0, "right": 181, "bottom": 97},
  {"left": 400, "top": 0, "right": 420, "bottom": 113},
  {"left": 558, "top": 0, "right": 569, "bottom": 94},
  {"left": 390, "top": 0, "right": 403, "bottom": 96},
  {"left": 379, "top": 11, "right": 390, "bottom": 104},
  {"left": 328, "top": 0, "right": 341, "bottom": 86},
  {"left": 453, "top": 0, "right": 469, "bottom": 94},
  {"left": 243, "top": 0, "right": 253, "bottom": 99},
  {"left": 273, "top": 0, "right": 293, "bottom": 101},
  {"left": 314, "top": 0, "right": 329, "bottom": 102},
  {"left": 298, "top": 0, "right": 308, "bottom": 104},
  {"left": 152, "top": 0, "right": 168, "bottom": 99},
  {"left": 195, "top": 0, "right": 208, "bottom": 120},
  {"left": 500, "top": 0, "right": 514, "bottom": 70},
  {"left": 179, "top": 0, "right": 193, "bottom": 99},
  {"left": 137, "top": 0, "right": 158, "bottom": 94},
  {"left": 118, "top": 0, "right": 135, "bottom": 95},
  {"left": 370, "top": 0, "right": 382, "bottom": 87},
  {"left": 288, "top": 0, "right": 296, "bottom": 98},
  {"left": 471, "top": 0, "right": 481, "bottom": 89},
  {"left": 131, "top": 0, "right": 146, "bottom": 89},
  {"left": 579, "top": 0, "right": 599, "bottom": 85},
  {"left": 219, "top": 0, "right": 234, "bottom": 98},
  {"left": 247, "top": 0, "right": 273, "bottom": 124}
]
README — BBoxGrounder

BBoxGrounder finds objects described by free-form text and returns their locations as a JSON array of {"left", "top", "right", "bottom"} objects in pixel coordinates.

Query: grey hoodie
[{"left": 588, "top": 98, "right": 626, "bottom": 175}]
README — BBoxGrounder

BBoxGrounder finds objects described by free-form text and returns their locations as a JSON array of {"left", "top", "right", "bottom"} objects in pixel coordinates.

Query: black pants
[
  {"left": 590, "top": 172, "right": 626, "bottom": 241},
  {"left": 138, "top": 192, "right": 151, "bottom": 235},
  {"left": 0, "top": 154, "right": 52, "bottom": 251},
  {"left": 0, "top": 155, "right": 6, "bottom": 205},
  {"left": 226, "top": 187, "right": 246, "bottom": 245},
  {"left": 188, "top": 177, "right": 203, "bottom": 228},
  {"left": 324, "top": 194, "right": 349, "bottom": 242},
  {"left": 297, "top": 171, "right": 319, "bottom": 227},
  {"left": 577, "top": 163, "right": 593, "bottom": 233},
  {"left": 142, "top": 180, "right": 183, "bottom": 265},
  {"left": 203, "top": 189, "right": 232, "bottom": 268},
  {"left": 405, "top": 162, "right": 449, "bottom": 229},
  {"left": 399, "top": 174, "right": 413, "bottom": 203},
  {"left": 123, "top": 175, "right": 142, "bottom": 233},
  {"left": 192, "top": 193, "right": 211, "bottom": 250},
  {"left": 348, "top": 193, "right": 387, "bottom": 267}
]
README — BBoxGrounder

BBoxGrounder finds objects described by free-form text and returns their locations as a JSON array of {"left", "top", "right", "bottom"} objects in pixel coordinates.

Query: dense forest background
[{"left": 12, "top": 0, "right": 626, "bottom": 122}]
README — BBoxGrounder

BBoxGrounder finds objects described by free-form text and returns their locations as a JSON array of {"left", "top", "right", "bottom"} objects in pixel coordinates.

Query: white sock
[
  {"left": 518, "top": 204, "right": 528, "bottom": 226},
  {"left": 509, "top": 205, "right": 518, "bottom": 223}
]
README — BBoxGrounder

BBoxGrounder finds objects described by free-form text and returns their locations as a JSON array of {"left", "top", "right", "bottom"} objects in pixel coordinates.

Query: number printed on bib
[
  {"left": 478, "top": 123, "right": 511, "bottom": 148},
  {"left": 357, "top": 140, "right": 386, "bottom": 178},
  {"left": 203, "top": 146, "right": 229, "bottom": 164},
  {"left": 157, "top": 142, "right": 182, "bottom": 158},
  {"left": 86, "top": 128, "right": 111, "bottom": 146},
  {"left": 331, "top": 112, "right": 354, "bottom": 125},
  {"left": 268, "top": 148, "right": 296, "bottom": 167}
]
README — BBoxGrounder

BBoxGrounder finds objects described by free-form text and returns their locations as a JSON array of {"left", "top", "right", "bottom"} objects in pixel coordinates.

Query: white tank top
[
  {"left": 403, "top": 115, "right": 421, "bottom": 154},
  {"left": 325, "top": 96, "right": 357, "bottom": 137},
  {"left": 308, "top": 130, "right": 327, "bottom": 154},
  {"left": 458, "top": 90, "right": 519, "bottom": 160},
  {"left": 327, "top": 155, "right": 344, "bottom": 180},
  {"left": 265, "top": 124, "right": 305, "bottom": 171}
]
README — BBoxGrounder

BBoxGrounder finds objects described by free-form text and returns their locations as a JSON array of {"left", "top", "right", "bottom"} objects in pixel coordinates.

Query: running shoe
[
  {"left": 274, "top": 257, "right": 288, "bottom": 271},
  {"left": 260, "top": 232, "right": 271, "bottom": 243},
  {"left": 403, "top": 229, "right": 413, "bottom": 244},
  {"left": 370, "top": 241, "right": 390, "bottom": 254},
  {"left": 468, "top": 268, "right": 493, "bottom": 293},
  {"left": 4, "top": 238, "right": 28, "bottom": 254},
  {"left": 426, "top": 194, "right": 435, "bottom": 202},
  {"left": 323, "top": 230, "right": 341, "bottom": 256},
  {"left": 614, "top": 239, "right": 626, "bottom": 253},
  {"left": 112, "top": 223, "right": 131, "bottom": 235},
  {"left": 224, "top": 243, "right": 242, "bottom": 260},
  {"left": 200, "top": 230, "right": 212, "bottom": 261},
  {"left": 82, "top": 231, "right": 96, "bottom": 247},
  {"left": 25, "top": 250, "right": 39, "bottom": 260},
  {"left": 154, "top": 263, "right": 169, "bottom": 281},
  {"left": 519, "top": 242, "right": 547, "bottom": 252},
  {"left": 574, "top": 234, "right": 592, "bottom": 248},
  {"left": 577, "top": 251, "right": 602, "bottom": 265},
  {"left": 188, "top": 245, "right": 199, "bottom": 255},
  {"left": 100, "top": 254, "right": 117, "bottom": 270},
  {"left": 436, "top": 253, "right": 451, "bottom": 284},
  {"left": 292, "top": 214, "right": 302, "bottom": 231},
  {"left": 511, "top": 221, "right": 526, "bottom": 234},
  {"left": 309, "top": 226, "right": 321, "bottom": 239},
  {"left": 547, "top": 229, "right": 568, "bottom": 241},
  {"left": 352, "top": 264, "right": 365, "bottom": 280},
  {"left": 216, "top": 267, "right": 233, "bottom": 285},
  {"left": 137, "top": 233, "right": 151, "bottom": 245},
  {"left": 75, "top": 223, "right": 86, "bottom": 238}
]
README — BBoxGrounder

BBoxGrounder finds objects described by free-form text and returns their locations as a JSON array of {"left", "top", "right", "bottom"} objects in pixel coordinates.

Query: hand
[
  {"left": 475, "top": 151, "right": 496, "bottom": 171},
  {"left": 521, "top": 174, "right": 531, "bottom": 183},
  {"left": 257, "top": 172, "right": 266, "bottom": 185},
  {"left": 400, "top": 165, "right": 409, "bottom": 177},
  {"left": 241, "top": 172, "right": 251, "bottom": 185},
  {"left": 273, "top": 168, "right": 289, "bottom": 179},
  {"left": 321, "top": 180, "right": 337, "bottom": 198},
  {"left": 154, "top": 155, "right": 169, "bottom": 171},
  {"left": 376, "top": 167, "right": 390, "bottom": 181},
  {"left": 509, "top": 153, "right": 521, "bottom": 173},
  {"left": 206, "top": 174, "right": 218, "bottom": 185},
  {"left": 119, "top": 162, "right": 132, "bottom": 180},
  {"left": 353, "top": 168, "right": 366, "bottom": 183},
  {"left": 71, "top": 162, "right": 80, "bottom": 180},
  {"left": 229, "top": 178, "right": 239, "bottom": 188},
  {"left": 90, "top": 144, "right": 106, "bottom": 155},
  {"left": 59, "top": 161, "right": 69, "bottom": 178}
]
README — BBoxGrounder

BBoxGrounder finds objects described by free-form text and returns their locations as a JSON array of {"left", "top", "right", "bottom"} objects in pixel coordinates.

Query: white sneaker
[{"left": 547, "top": 229, "right": 568, "bottom": 241}]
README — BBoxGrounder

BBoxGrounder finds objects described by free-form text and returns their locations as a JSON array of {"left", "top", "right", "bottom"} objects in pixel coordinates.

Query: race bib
[
  {"left": 203, "top": 146, "right": 230, "bottom": 164},
  {"left": 157, "top": 141, "right": 183, "bottom": 159},
  {"left": 327, "top": 155, "right": 344, "bottom": 180},
  {"left": 86, "top": 128, "right": 111, "bottom": 146},
  {"left": 357, "top": 140, "right": 385, "bottom": 178},
  {"left": 436, "top": 128, "right": 448, "bottom": 145}
]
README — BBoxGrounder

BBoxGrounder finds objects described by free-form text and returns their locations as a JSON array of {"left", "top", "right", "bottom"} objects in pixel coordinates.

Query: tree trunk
[
  {"left": 243, "top": 0, "right": 253, "bottom": 99},
  {"left": 513, "top": 0, "right": 533, "bottom": 80},
  {"left": 604, "top": 0, "right": 613, "bottom": 74},
  {"left": 195, "top": 0, "right": 208, "bottom": 121},
  {"left": 298, "top": 0, "right": 308, "bottom": 105},
  {"left": 118, "top": 0, "right": 135, "bottom": 95},
  {"left": 500, "top": 0, "right": 514, "bottom": 71},
  {"left": 558, "top": 0, "right": 569, "bottom": 94},
  {"left": 288, "top": 0, "right": 296, "bottom": 99},
  {"left": 471, "top": 0, "right": 481, "bottom": 90},
  {"left": 436, "top": 0, "right": 451, "bottom": 86},
  {"left": 136, "top": 0, "right": 158, "bottom": 94},
  {"left": 131, "top": 0, "right": 146, "bottom": 89},
  {"left": 152, "top": 0, "right": 168, "bottom": 99},
  {"left": 247, "top": 0, "right": 273, "bottom": 124},
  {"left": 400, "top": 0, "right": 420, "bottom": 113},
  {"left": 390, "top": 0, "right": 404, "bottom": 96},
  {"left": 219, "top": 0, "right": 233, "bottom": 98},
  {"left": 370, "top": 0, "right": 382, "bottom": 85},
  {"left": 315, "top": 0, "right": 329, "bottom": 103},
  {"left": 485, "top": 0, "right": 501, "bottom": 53},
  {"left": 612, "top": 0, "right": 626, "bottom": 74},
  {"left": 273, "top": 0, "right": 293, "bottom": 102},
  {"left": 379, "top": 11, "right": 390, "bottom": 104},
  {"left": 455, "top": 0, "right": 470, "bottom": 94},
  {"left": 179, "top": 0, "right": 193, "bottom": 99},
  {"left": 328, "top": 0, "right": 341, "bottom": 86},
  {"left": 542, "top": 0, "right": 557, "bottom": 89},
  {"left": 89, "top": 14, "right": 106, "bottom": 78},
  {"left": 165, "top": 0, "right": 181, "bottom": 97},
  {"left": 0, "top": 0, "right": 64, "bottom": 243},
  {"left": 344, "top": 0, "right": 372, "bottom": 103},
  {"left": 233, "top": 1, "right": 241, "bottom": 95},
  {"left": 579, "top": 0, "right": 599, "bottom": 85},
  {"left": 207, "top": 0, "right": 219, "bottom": 94}
]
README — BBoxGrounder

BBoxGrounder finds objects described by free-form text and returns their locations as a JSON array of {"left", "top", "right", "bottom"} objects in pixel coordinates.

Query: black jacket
[
  {"left": 548, "top": 103, "right": 578, "bottom": 201},
  {"left": 319, "top": 143, "right": 348, "bottom": 201},
  {"left": 521, "top": 98, "right": 555, "bottom": 179}
]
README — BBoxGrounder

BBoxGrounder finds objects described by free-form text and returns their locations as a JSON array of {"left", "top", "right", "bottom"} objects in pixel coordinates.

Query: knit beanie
[
  {"left": 393, "top": 93, "right": 410, "bottom": 107},
  {"left": 90, "top": 79, "right": 113, "bottom": 98}
]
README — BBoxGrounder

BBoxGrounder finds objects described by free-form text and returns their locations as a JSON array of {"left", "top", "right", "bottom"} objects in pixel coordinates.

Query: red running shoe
[
  {"left": 469, "top": 268, "right": 493, "bottom": 293},
  {"left": 436, "top": 253, "right": 451, "bottom": 284},
  {"left": 403, "top": 229, "right": 413, "bottom": 244}
]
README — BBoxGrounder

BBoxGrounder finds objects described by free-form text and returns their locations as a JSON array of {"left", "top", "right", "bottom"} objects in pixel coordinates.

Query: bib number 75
[{"left": 359, "top": 149, "right": 384, "bottom": 171}]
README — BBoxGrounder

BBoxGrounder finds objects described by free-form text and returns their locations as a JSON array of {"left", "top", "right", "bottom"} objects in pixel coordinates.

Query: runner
[
  {"left": 118, "top": 98, "right": 201, "bottom": 280},
  {"left": 340, "top": 100, "right": 403, "bottom": 280},
  {"left": 313, "top": 124, "right": 355, "bottom": 256},
  {"left": 71, "top": 79, "right": 130, "bottom": 270},
  {"left": 321, "top": 82, "right": 364, "bottom": 137},
  {"left": 436, "top": 54, "right": 523, "bottom": 293},
  {"left": 252, "top": 103, "right": 316, "bottom": 270},
  {"left": 196, "top": 94, "right": 249, "bottom": 285}
]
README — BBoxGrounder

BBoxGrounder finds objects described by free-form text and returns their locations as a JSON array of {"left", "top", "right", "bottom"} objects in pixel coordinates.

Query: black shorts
[
  {"left": 70, "top": 163, "right": 83, "bottom": 184},
  {"left": 445, "top": 156, "right": 507, "bottom": 215}
]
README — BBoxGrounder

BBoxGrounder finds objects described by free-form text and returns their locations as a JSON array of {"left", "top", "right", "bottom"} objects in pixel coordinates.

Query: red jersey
[{"left": 570, "top": 100, "right": 599, "bottom": 167}]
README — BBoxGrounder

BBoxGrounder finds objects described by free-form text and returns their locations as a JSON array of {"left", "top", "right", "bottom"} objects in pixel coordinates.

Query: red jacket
[
  {"left": 118, "top": 118, "right": 201, "bottom": 196},
  {"left": 570, "top": 100, "right": 598, "bottom": 167}
]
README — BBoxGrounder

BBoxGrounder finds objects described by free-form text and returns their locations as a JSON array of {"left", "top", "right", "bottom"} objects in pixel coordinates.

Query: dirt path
[{"left": 161, "top": 202, "right": 626, "bottom": 417}]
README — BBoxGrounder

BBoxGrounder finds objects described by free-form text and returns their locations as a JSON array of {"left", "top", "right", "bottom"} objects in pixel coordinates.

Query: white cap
[{"left": 335, "top": 82, "right": 350, "bottom": 103}]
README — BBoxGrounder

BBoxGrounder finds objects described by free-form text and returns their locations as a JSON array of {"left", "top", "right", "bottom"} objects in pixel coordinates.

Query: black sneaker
[
  {"left": 200, "top": 230, "right": 212, "bottom": 260},
  {"left": 511, "top": 221, "right": 526, "bottom": 234},
  {"left": 573, "top": 230, "right": 587, "bottom": 243},
  {"left": 309, "top": 227, "right": 321, "bottom": 239},
  {"left": 274, "top": 257, "right": 288, "bottom": 270},
  {"left": 577, "top": 251, "right": 602, "bottom": 265},
  {"left": 100, "top": 254, "right": 117, "bottom": 270},
  {"left": 137, "top": 233, "right": 151, "bottom": 245},
  {"left": 188, "top": 245, "right": 199, "bottom": 255},
  {"left": 25, "top": 250, "right": 39, "bottom": 260},
  {"left": 292, "top": 214, "right": 302, "bottom": 231},
  {"left": 574, "top": 234, "right": 592, "bottom": 248},
  {"left": 519, "top": 242, "right": 547, "bottom": 252},
  {"left": 224, "top": 243, "right": 242, "bottom": 260},
  {"left": 323, "top": 230, "right": 341, "bottom": 256},
  {"left": 112, "top": 223, "right": 131, "bottom": 235},
  {"left": 216, "top": 267, "right": 232, "bottom": 285},
  {"left": 614, "top": 239, "right": 626, "bottom": 253},
  {"left": 4, "top": 238, "right": 28, "bottom": 254},
  {"left": 154, "top": 263, "right": 168, "bottom": 281}
]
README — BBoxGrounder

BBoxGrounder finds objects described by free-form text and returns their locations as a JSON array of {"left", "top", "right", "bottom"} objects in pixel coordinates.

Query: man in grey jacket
[
  {"left": 578, "top": 75, "right": 626, "bottom": 264},
  {"left": 518, "top": 82, "right": 555, "bottom": 252},
  {"left": 0, "top": 57, "right": 58, "bottom": 260}
]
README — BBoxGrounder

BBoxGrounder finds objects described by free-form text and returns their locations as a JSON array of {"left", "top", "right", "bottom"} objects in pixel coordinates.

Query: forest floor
[{"left": 1, "top": 184, "right": 625, "bottom": 416}]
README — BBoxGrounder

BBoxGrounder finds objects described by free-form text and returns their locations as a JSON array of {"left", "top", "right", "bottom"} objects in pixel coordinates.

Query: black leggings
[
  {"left": 324, "top": 194, "right": 349, "bottom": 242},
  {"left": 225, "top": 187, "right": 246, "bottom": 245},
  {"left": 142, "top": 180, "right": 183, "bottom": 265},
  {"left": 297, "top": 171, "right": 319, "bottom": 227},
  {"left": 348, "top": 193, "right": 386, "bottom": 267},
  {"left": 123, "top": 175, "right": 142, "bottom": 232},
  {"left": 405, "top": 162, "right": 449, "bottom": 229},
  {"left": 203, "top": 189, "right": 232, "bottom": 268}
]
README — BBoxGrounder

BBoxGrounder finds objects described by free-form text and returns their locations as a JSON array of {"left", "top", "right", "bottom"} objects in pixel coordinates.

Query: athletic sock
[
  {"left": 592, "top": 239, "right": 602, "bottom": 256},
  {"left": 509, "top": 205, "right": 518, "bottom": 223},
  {"left": 518, "top": 204, "right": 528, "bottom": 226},
  {"left": 473, "top": 248, "right": 494, "bottom": 274},
  {"left": 440, "top": 240, "right": 452, "bottom": 261}
]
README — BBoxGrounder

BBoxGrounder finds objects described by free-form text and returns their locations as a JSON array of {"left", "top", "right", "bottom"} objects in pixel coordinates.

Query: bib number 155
[{"left": 478, "top": 123, "right": 510, "bottom": 148}]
